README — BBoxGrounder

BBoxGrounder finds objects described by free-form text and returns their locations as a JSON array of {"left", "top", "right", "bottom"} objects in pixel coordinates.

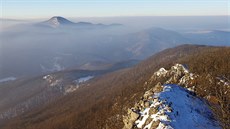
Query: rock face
[
  {"left": 123, "top": 109, "right": 140, "bottom": 129},
  {"left": 122, "top": 64, "right": 220, "bottom": 129},
  {"left": 150, "top": 64, "right": 198, "bottom": 91}
]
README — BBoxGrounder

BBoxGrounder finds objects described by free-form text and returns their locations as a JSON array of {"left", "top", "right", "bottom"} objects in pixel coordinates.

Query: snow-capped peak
[
  {"left": 46, "top": 16, "right": 75, "bottom": 28},
  {"left": 49, "top": 17, "right": 60, "bottom": 27}
]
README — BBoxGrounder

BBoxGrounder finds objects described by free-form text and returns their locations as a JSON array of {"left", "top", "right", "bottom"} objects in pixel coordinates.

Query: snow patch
[
  {"left": 124, "top": 63, "right": 221, "bottom": 129},
  {"left": 65, "top": 85, "right": 79, "bottom": 93},
  {"left": 0, "top": 77, "right": 16, "bottom": 83},
  {"left": 74, "top": 76, "right": 94, "bottom": 83},
  {"left": 134, "top": 84, "right": 220, "bottom": 129},
  {"left": 155, "top": 68, "right": 168, "bottom": 76},
  {"left": 171, "top": 64, "right": 189, "bottom": 73},
  {"left": 154, "top": 64, "right": 189, "bottom": 78}
]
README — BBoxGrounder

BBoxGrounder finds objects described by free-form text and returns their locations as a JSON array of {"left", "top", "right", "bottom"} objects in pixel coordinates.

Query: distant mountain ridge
[
  {"left": 1, "top": 25, "right": 229, "bottom": 79},
  {"left": 38, "top": 16, "right": 122, "bottom": 28}
]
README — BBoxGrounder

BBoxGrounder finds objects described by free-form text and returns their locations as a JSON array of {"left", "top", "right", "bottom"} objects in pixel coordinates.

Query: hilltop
[{"left": 1, "top": 45, "right": 229, "bottom": 129}]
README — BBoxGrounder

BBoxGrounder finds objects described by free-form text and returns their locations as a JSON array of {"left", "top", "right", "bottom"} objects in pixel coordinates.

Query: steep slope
[
  {"left": 0, "top": 70, "right": 100, "bottom": 121},
  {"left": 1, "top": 45, "right": 229, "bottom": 129},
  {"left": 123, "top": 64, "right": 220, "bottom": 129},
  {"left": 125, "top": 28, "right": 190, "bottom": 59},
  {"left": 0, "top": 60, "right": 138, "bottom": 124}
]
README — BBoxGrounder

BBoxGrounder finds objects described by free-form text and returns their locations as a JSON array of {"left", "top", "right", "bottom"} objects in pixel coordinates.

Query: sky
[{"left": 0, "top": 0, "right": 230, "bottom": 19}]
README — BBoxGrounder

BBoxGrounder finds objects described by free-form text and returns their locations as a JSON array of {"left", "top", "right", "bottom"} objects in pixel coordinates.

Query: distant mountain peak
[
  {"left": 38, "top": 16, "right": 122, "bottom": 28},
  {"left": 46, "top": 16, "right": 75, "bottom": 27}
]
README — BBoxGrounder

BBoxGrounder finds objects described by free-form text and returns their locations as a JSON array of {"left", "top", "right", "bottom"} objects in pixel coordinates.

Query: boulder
[
  {"left": 123, "top": 109, "right": 140, "bottom": 129},
  {"left": 149, "top": 107, "right": 158, "bottom": 114},
  {"left": 144, "top": 101, "right": 150, "bottom": 108}
]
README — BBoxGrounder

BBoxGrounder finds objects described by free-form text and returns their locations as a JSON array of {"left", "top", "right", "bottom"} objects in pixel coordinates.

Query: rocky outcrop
[
  {"left": 123, "top": 82, "right": 169, "bottom": 129},
  {"left": 150, "top": 64, "right": 198, "bottom": 91},
  {"left": 123, "top": 109, "right": 140, "bottom": 129},
  {"left": 43, "top": 74, "right": 77, "bottom": 94},
  {"left": 122, "top": 64, "right": 220, "bottom": 129}
]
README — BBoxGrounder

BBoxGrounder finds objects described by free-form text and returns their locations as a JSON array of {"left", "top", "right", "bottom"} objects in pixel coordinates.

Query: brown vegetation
[{"left": 1, "top": 44, "right": 230, "bottom": 129}]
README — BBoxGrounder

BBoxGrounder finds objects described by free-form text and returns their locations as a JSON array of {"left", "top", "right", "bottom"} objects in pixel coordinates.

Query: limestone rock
[{"left": 123, "top": 109, "right": 140, "bottom": 129}]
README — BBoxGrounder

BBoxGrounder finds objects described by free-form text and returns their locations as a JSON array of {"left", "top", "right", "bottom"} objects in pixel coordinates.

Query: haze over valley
[
  {"left": 0, "top": 0, "right": 229, "bottom": 129},
  {"left": 0, "top": 16, "right": 229, "bottom": 80}
]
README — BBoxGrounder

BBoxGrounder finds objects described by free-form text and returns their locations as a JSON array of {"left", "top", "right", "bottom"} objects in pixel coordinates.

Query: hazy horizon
[
  {"left": 1, "top": 15, "right": 230, "bottom": 20},
  {"left": 2, "top": 0, "right": 229, "bottom": 19},
  {"left": 1, "top": 0, "right": 230, "bottom": 80},
  {"left": 0, "top": 1, "right": 230, "bottom": 129},
  {"left": 1, "top": 15, "right": 229, "bottom": 32}
]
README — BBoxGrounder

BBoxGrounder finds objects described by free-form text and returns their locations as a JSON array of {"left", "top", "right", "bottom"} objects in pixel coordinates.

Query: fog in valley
[{"left": 0, "top": 16, "right": 229, "bottom": 80}]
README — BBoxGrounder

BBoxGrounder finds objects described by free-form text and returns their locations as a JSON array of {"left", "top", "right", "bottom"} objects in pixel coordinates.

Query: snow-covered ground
[
  {"left": 124, "top": 64, "right": 221, "bottom": 129},
  {"left": 135, "top": 84, "right": 220, "bottom": 129},
  {"left": 42, "top": 74, "right": 94, "bottom": 94},
  {"left": 75, "top": 76, "right": 94, "bottom": 83},
  {"left": 0, "top": 77, "right": 16, "bottom": 83}
]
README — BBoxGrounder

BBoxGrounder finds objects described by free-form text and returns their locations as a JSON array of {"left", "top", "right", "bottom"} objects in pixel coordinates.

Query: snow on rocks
[
  {"left": 152, "top": 64, "right": 189, "bottom": 79},
  {"left": 171, "top": 64, "right": 189, "bottom": 74},
  {"left": 43, "top": 74, "right": 62, "bottom": 87},
  {"left": 150, "top": 64, "right": 198, "bottom": 91},
  {"left": 155, "top": 68, "right": 168, "bottom": 77},
  {"left": 123, "top": 84, "right": 220, "bottom": 129},
  {"left": 64, "top": 85, "right": 79, "bottom": 93},
  {"left": 123, "top": 64, "right": 220, "bottom": 129},
  {"left": 43, "top": 75, "right": 54, "bottom": 84},
  {"left": 216, "top": 76, "right": 230, "bottom": 87},
  {"left": 42, "top": 74, "right": 94, "bottom": 94}
]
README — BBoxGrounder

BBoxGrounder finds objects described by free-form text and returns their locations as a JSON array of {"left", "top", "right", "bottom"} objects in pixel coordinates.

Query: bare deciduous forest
[{"left": 1, "top": 45, "right": 229, "bottom": 129}]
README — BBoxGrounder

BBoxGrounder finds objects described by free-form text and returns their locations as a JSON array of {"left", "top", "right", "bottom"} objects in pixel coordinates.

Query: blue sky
[{"left": 1, "top": 0, "right": 229, "bottom": 19}]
